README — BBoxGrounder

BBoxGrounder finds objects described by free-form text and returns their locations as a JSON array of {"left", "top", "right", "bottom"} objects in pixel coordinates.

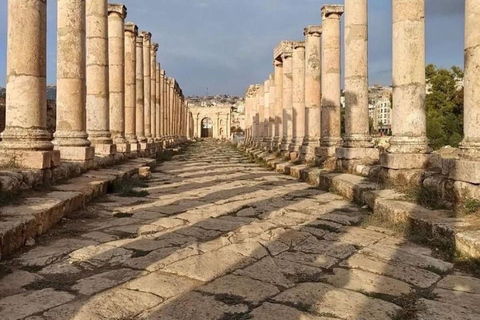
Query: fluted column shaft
[
  {"left": 108, "top": 4, "right": 127, "bottom": 145},
  {"left": 273, "top": 61, "right": 283, "bottom": 150},
  {"left": 124, "top": 22, "right": 138, "bottom": 144},
  {"left": 281, "top": 51, "right": 293, "bottom": 151},
  {"left": 86, "top": 0, "right": 113, "bottom": 147},
  {"left": 320, "top": 5, "right": 344, "bottom": 151},
  {"left": 135, "top": 36, "right": 146, "bottom": 142},
  {"left": 291, "top": 42, "right": 306, "bottom": 152}
]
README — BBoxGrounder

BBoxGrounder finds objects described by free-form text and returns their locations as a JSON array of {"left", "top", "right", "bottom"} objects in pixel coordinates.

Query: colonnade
[
  {"left": 0, "top": 0, "right": 189, "bottom": 170},
  {"left": 244, "top": 1, "right": 480, "bottom": 185}
]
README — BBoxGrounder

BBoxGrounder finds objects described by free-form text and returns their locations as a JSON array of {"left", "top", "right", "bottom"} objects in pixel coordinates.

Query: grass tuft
[{"left": 110, "top": 176, "right": 150, "bottom": 198}]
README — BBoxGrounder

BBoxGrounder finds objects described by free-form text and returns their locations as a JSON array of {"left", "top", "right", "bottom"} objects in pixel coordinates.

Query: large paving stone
[
  {"left": 124, "top": 271, "right": 202, "bottom": 299},
  {"left": 250, "top": 302, "right": 337, "bottom": 320},
  {"left": 233, "top": 256, "right": 294, "bottom": 288},
  {"left": 294, "top": 236, "right": 357, "bottom": 259},
  {"left": 140, "top": 291, "right": 249, "bottom": 320},
  {"left": 323, "top": 226, "right": 386, "bottom": 247},
  {"left": 417, "top": 299, "right": 480, "bottom": 320},
  {"left": 324, "top": 268, "right": 413, "bottom": 297},
  {"left": 433, "top": 288, "right": 480, "bottom": 314},
  {"left": 72, "top": 268, "right": 142, "bottom": 296},
  {"left": 0, "top": 288, "right": 75, "bottom": 320},
  {"left": 276, "top": 251, "right": 338, "bottom": 269},
  {"left": 272, "top": 282, "right": 401, "bottom": 320},
  {"left": 0, "top": 270, "right": 44, "bottom": 298},
  {"left": 437, "top": 274, "right": 480, "bottom": 294},
  {"left": 68, "top": 244, "right": 133, "bottom": 268},
  {"left": 340, "top": 253, "right": 440, "bottom": 288},
  {"left": 198, "top": 274, "right": 280, "bottom": 304}
]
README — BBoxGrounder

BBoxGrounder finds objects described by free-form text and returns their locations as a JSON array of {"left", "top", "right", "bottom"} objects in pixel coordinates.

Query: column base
[
  {"left": 315, "top": 146, "right": 337, "bottom": 158},
  {"left": 129, "top": 143, "right": 141, "bottom": 153},
  {"left": 442, "top": 158, "right": 480, "bottom": 184},
  {"left": 55, "top": 146, "right": 95, "bottom": 169},
  {"left": 0, "top": 150, "right": 60, "bottom": 170},
  {"left": 300, "top": 139, "right": 320, "bottom": 161},
  {"left": 381, "top": 153, "right": 431, "bottom": 170},
  {"left": 335, "top": 147, "right": 379, "bottom": 161},
  {"left": 94, "top": 144, "right": 117, "bottom": 156},
  {"left": 116, "top": 143, "right": 131, "bottom": 154}
]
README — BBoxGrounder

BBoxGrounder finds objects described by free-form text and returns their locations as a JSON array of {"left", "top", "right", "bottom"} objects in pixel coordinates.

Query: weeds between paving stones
[
  {"left": 110, "top": 176, "right": 150, "bottom": 197},
  {"left": 462, "top": 198, "right": 480, "bottom": 215}
]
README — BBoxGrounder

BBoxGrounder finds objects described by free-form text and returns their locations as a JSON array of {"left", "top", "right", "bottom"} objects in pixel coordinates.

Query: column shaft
[
  {"left": 320, "top": 5, "right": 344, "bottom": 155},
  {"left": 141, "top": 32, "right": 152, "bottom": 141},
  {"left": 291, "top": 42, "right": 306, "bottom": 153},
  {"left": 124, "top": 22, "right": 138, "bottom": 144},
  {"left": 268, "top": 74, "right": 275, "bottom": 150},
  {"left": 257, "top": 85, "right": 265, "bottom": 146},
  {"left": 86, "top": 0, "right": 114, "bottom": 150},
  {"left": 150, "top": 44, "right": 158, "bottom": 141},
  {"left": 263, "top": 79, "right": 270, "bottom": 147},
  {"left": 273, "top": 61, "right": 283, "bottom": 150},
  {"left": 156, "top": 65, "right": 161, "bottom": 140},
  {"left": 135, "top": 36, "right": 146, "bottom": 142},
  {"left": 108, "top": 4, "right": 128, "bottom": 147},
  {"left": 281, "top": 50, "right": 293, "bottom": 151}
]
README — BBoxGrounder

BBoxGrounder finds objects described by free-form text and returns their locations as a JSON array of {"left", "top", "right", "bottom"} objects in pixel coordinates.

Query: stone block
[
  {"left": 56, "top": 146, "right": 95, "bottom": 161},
  {"left": 335, "top": 147, "right": 379, "bottom": 160},
  {"left": 443, "top": 158, "right": 480, "bottom": 184},
  {"left": 0, "top": 150, "right": 58, "bottom": 170},
  {"left": 116, "top": 143, "right": 131, "bottom": 154},
  {"left": 380, "top": 153, "right": 431, "bottom": 169},
  {"left": 315, "top": 146, "right": 337, "bottom": 158},
  {"left": 129, "top": 143, "right": 141, "bottom": 153},
  {"left": 94, "top": 143, "right": 117, "bottom": 156}
]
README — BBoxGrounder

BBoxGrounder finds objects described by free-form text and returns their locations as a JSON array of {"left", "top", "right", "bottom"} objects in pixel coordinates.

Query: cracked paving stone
[
  {"left": 72, "top": 268, "right": 142, "bottom": 296},
  {"left": 294, "top": 236, "right": 357, "bottom": 259},
  {"left": 250, "top": 302, "right": 338, "bottom": 320}
]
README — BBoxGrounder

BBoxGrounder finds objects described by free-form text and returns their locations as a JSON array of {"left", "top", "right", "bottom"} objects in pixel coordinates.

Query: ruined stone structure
[
  {"left": 243, "top": 1, "right": 480, "bottom": 208},
  {"left": 0, "top": 0, "right": 189, "bottom": 170}
]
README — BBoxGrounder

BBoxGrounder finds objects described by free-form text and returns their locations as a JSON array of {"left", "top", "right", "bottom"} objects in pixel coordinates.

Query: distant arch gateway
[{"left": 188, "top": 104, "right": 231, "bottom": 139}]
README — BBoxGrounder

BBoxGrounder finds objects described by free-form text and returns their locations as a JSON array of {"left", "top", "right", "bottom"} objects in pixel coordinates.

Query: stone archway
[{"left": 201, "top": 117, "right": 214, "bottom": 138}]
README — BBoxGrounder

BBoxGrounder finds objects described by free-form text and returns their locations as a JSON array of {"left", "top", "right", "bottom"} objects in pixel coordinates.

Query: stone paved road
[{"left": 0, "top": 140, "right": 479, "bottom": 320}]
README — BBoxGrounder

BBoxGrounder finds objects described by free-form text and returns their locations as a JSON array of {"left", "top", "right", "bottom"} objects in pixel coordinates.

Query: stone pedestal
[
  {"left": 116, "top": 143, "right": 131, "bottom": 154},
  {"left": 95, "top": 143, "right": 117, "bottom": 156},
  {"left": 301, "top": 26, "right": 322, "bottom": 161},
  {"left": 0, "top": 150, "right": 60, "bottom": 170},
  {"left": 382, "top": 0, "right": 430, "bottom": 170},
  {"left": 56, "top": 146, "right": 95, "bottom": 168},
  {"left": 318, "top": 5, "right": 344, "bottom": 159}
]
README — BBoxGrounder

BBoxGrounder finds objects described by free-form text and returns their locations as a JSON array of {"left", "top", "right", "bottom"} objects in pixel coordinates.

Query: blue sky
[{"left": 0, "top": 0, "right": 465, "bottom": 96}]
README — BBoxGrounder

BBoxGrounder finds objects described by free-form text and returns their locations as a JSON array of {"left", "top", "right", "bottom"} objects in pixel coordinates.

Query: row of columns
[
  {"left": 244, "top": 0, "right": 480, "bottom": 184},
  {"left": 0, "top": 0, "right": 189, "bottom": 170}
]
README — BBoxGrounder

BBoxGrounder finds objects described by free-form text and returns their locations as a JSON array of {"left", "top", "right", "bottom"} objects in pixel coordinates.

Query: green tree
[{"left": 425, "top": 64, "right": 464, "bottom": 150}]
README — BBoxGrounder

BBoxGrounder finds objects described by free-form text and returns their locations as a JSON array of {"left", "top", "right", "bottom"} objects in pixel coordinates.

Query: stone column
[
  {"left": 257, "top": 85, "right": 265, "bottom": 148},
  {"left": 262, "top": 79, "right": 270, "bottom": 149},
  {"left": 319, "top": 5, "right": 344, "bottom": 158},
  {"left": 86, "top": 0, "right": 116, "bottom": 156},
  {"left": 251, "top": 86, "right": 258, "bottom": 146},
  {"left": 290, "top": 41, "right": 306, "bottom": 156},
  {"left": 108, "top": 4, "right": 129, "bottom": 154},
  {"left": 135, "top": 35, "right": 146, "bottom": 143},
  {"left": 0, "top": 0, "right": 59, "bottom": 169},
  {"left": 272, "top": 61, "right": 283, "bottom": 151},
  {"left": 337, "top": 0, "right": 378, "bottom": 164},
  {"left": 124, "top": 22, "right": 139, "bottom": 152},
  {"left": 268, "top": 74, "right": 275, "bottom": 151},
  {"left": 281, "top": 48, "right": 294, "bottom": 152},
  {"left": 301, "top": 25, "right": 322, "bottom": 161},
  {"left": 156, "top": 64, "right": 161, "bottom": 141},
  {"left": 162, "top": 73, "right": 167, "bottom": 138},
  {"left": 53, "top": 0, "right": 94, "bottom": 168},
  {"left": 141, "top": 31, "right": 153, "bottom": 143},
  {"left": 244, "top": 86, "right": 253, "bottom": 144},
  {"left": 443, "top": 0, "right": 480, "bottom": 184},
  {"left": 169, "top": 78, "right": 175, "bottom": 141},
  {"left": 151, "top": 43, "right": 158, "bottom": 142},
  {"left": 382, "top": 0, "right": 430, "bottom": 170}
]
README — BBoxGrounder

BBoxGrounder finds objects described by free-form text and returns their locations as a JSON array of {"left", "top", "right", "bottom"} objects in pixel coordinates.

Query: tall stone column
[
  {"left": 272, "top": 61, "right": 283, "bottom": 151},
  {"left": 319, "top": 5, "right": 344, "bottom": 159},
  {"left": 382, "top": 0, "right": 430, "bottom": 170},
  {"left": 268, "top": 74, "right": 275, "bottom": 151},
  {"left": 151, "top": 43, "right": 158, "bottom": 142},
  {"left": 162, "top": 74, "right": 167, "bottom": 138},
  {"left": 53, "top": 0, "right": 94, "bottom": 168},
  {"left": 262, "top": 79, "right": 270, "bottom": 149},
  {"left": 169, "top": 78, "right": 175, "bottom": 141},
  {"left": 108, "top": 4, "right": 129, "bottom": 154},
  {"left": 256, "top": 85, "right": 265, "bottom": 148},
  {"left": 251, "top": 86, "right": 259, "bottom": 146},
  {"left": 443, "top": 0, "right": 480, "bottom": 184},
  {"left": 156, "top": 64, "right": 161, "bottom": 141},
  {"left": 281, "top": 47, "right": 294, "bottom": 152},
  {"left": 290, "top": 41, "right": 306, "bottom": 156},
  {"left": 0, "top": 0, "right": 59, "bottom": 169},
  {"left": 124, "top": 22, "right": 139, "bottom": 152},
  {"left": 301, "top": 25, "right": 322, "bottom": 161},
  {"left": 86, "top": 0, "right": 116, "bottom": 156},
  {"left": 135, "top": 35, "right": 146, "bottom": 143},
  {"left": 141, "top": 31, "right": 153, "bottom": 143},
  {"left": 244, "top": 86, "right": 253, "bottom": 144},
  {"left": 337, "top": 0, "right": 378, "bottom": 165}
]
